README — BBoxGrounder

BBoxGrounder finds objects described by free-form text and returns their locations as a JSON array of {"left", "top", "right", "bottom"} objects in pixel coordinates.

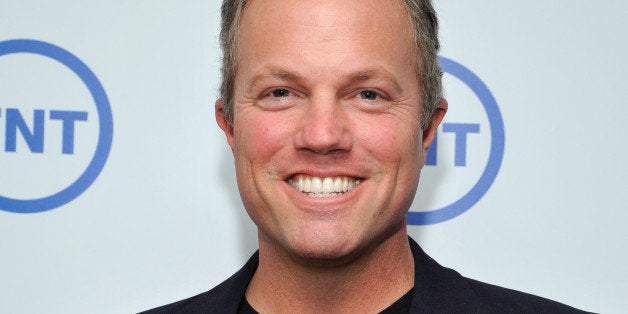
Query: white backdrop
[{"left": 0, "top": 1, "right": 626, "bottom": 313}]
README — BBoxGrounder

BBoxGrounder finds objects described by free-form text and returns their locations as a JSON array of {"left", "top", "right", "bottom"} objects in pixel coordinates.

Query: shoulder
[
  {"left": 139, "top": 252, "right": 259, "bottom": 314},
  {"left": 139, "top": 280, "right": 235, "bottom": 314},
  {"left": 407, "top": 237, "right": 590, "bottom": 313},
  {"left": 463, "top": 277, "right": 591, "bottom": 313}
]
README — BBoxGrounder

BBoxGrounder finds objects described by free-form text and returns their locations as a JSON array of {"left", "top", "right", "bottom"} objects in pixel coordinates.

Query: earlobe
[
  {"left": 215, "top": 98, "right": 236, "bottom": 151},
  {"left": 422, "top": 98, "right": 448, "bottom": 157}
]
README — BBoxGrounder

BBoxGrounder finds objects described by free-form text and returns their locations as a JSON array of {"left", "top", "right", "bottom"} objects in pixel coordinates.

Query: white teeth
[
  {"left": 289, "top": 175, "right": 362, "bottom": 197},
  {"left": 308, "top": 192, "right": 340, "bottom": 197},
  {"left": 333, "top": 177, "right": 343, "bottom": 192},
  {"left": 322, "top": 177, "right": 334, "bottom": 193},
  {"left": 342, "top": 177, "right": 349, "bottom": 191},
  {"left": 311, "top": 177, "right": 322, "bottom": 193},
  {"left": 303, "top": 177, "right": 311, "bottom": 192}
]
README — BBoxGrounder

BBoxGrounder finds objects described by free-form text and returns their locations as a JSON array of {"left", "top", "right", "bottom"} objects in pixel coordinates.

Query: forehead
[
  {"left": 241, "top": 0, "right": 410, "bottom": 33},
  {"left": 236, "top": 0, "right": 417, "bottom": 86}
]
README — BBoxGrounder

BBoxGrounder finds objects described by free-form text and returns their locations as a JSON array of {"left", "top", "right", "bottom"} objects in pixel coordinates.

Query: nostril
[{"left": 293, "top": 101, "right": 352, "bottom": 154}]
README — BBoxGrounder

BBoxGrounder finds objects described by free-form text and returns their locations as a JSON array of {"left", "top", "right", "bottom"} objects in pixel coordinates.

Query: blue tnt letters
[
  {"left": 50, "top": 110, "right": 88, "bottom": 154},
  {"left": 1, "top": 108, "right": 88, "bottom": 154},
  {"left": 426, "top": 123, "right": 480, "bottom": 167},
  {"left": 442, "top": 123, "right": 480, "bottom": 166},
  {"left": 5, "top": 108, "right": 45, "bottom": 153}
]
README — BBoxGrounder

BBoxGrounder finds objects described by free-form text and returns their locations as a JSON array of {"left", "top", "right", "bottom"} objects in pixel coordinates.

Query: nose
[{"left": 294, "top": 94, "right": 352, "bottom": 155}]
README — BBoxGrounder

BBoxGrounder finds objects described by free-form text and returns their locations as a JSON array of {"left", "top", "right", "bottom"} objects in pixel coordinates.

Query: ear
[
  {"left": 421, "top": 98, "right": 447, "bottom": 163},
  {"left": 215, "top": 98, "right": 235, "bottom": 152}
]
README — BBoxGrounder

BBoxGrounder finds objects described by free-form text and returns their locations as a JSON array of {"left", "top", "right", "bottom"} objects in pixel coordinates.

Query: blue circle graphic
[
  {"left": 407, "top": 56, "right": 505, "bottom": 225},
  {"left": 0, "top": 39, "right": 113, "bottom": 213}
]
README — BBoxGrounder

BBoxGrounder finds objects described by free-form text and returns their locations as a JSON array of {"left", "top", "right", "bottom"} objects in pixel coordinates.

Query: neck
[{"left": 246, "top": 228, "right": 414, "bottom": 313}]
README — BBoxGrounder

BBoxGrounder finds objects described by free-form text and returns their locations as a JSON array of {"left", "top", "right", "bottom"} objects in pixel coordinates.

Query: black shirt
[{"left": 237, "top": 288, "right": 414, "bottom": 314}]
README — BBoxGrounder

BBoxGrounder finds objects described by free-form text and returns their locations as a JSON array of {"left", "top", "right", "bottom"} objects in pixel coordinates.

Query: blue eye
[
  {"left": 359, "top": 90, "right": 378, "bottom": 100},
  {"left": 271, "top": 88, "right": 290, "bottom": 97}
]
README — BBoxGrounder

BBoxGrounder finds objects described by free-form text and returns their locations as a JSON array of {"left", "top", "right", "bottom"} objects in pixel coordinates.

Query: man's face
[{"left": 217, "top": 0, "right": 444, "bottom": 260}]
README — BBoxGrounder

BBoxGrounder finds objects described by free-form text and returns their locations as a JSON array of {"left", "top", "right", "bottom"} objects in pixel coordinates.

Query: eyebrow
[
  {"left": 247, "top": 68, "right": 303, "bottom": 94},
  {"left": 347, "top": 69, "right": 404, "bottom": 94},
  {"left": 246, "top": 67, "right": 404, "bottom": 94}
]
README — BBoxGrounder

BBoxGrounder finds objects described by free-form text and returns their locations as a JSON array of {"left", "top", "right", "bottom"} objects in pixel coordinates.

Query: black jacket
[{"left": 142, "top": 237, "right": 590, "bottom": 313}]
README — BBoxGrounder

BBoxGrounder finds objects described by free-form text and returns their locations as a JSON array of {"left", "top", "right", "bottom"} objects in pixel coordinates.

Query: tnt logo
[
  {"left": 407, "top": 57, "right": 505, "bottom": 225},
  {"left": 0, "top": 39, "right": 113, "bottom": 213},
  {"left": 2, "top": 109, "right": 87, "bottom": 154}
]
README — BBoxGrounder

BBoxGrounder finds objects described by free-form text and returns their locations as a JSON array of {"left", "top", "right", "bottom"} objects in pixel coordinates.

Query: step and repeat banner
[{"left": 1, "top": 1, "right": 626, "bottom": 313}]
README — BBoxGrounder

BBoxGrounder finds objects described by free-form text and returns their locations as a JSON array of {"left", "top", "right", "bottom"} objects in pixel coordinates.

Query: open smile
[{"left": 287, "top": 175, "right": 362, "bottom": 197}]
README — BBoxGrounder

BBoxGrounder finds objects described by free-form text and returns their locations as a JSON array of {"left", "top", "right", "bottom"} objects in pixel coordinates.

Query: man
[{"left": 144, "top": 0, "right": 587, "bottom": 312}]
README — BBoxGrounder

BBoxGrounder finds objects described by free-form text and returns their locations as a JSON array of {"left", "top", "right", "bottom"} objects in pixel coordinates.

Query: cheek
[
  {"left": 233, "top": 111, "right": 293, "bottom": 163},
  {"left": 358, "top": 119, "right": 422, "bottom": 164}
]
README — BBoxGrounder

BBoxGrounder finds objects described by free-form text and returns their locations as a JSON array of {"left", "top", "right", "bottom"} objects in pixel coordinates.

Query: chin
[
  {"left": 282, "top": 231, "right": 369, "bottom": 266},
  {"left": 292, "top": 248, "right": 361, "bottom": 268}
]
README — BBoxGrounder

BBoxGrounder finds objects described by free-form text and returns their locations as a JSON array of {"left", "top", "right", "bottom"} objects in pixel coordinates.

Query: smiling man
[{"left": 144, "top": 0, "right": 587, "bottom": 313}]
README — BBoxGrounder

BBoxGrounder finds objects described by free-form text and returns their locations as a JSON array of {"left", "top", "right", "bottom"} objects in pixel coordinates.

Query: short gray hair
[{"left": 219, "top": 0, "right": 442, "bottom": 129}]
